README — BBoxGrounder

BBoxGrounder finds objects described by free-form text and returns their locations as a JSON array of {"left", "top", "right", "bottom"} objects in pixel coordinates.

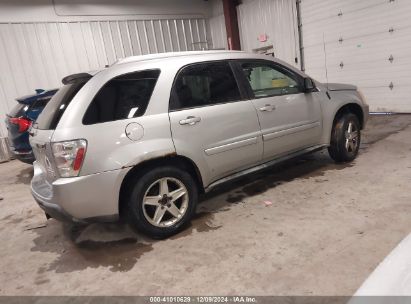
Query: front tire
[
  {"left": 328, "top": 113, "right": 361, "bottom": 163},
  {"left": 126, "top": 166, "right": 198, "bottom": 239}
]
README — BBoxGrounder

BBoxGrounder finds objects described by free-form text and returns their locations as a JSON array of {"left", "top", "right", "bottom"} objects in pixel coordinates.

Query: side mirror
[{"left": 304, "top": 78, "right": 316, "bottom": 93}]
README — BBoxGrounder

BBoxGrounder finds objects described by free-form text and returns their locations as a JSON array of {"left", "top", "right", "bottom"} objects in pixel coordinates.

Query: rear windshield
[
  {"left": 35, "top": 81, "right": 86, "bottom": 130},
  {"left": 31, "top": 97, "right": 51, "bottom": 110},
  {"left": 8, "top": 103, "right": 27, "bottom": 117}
]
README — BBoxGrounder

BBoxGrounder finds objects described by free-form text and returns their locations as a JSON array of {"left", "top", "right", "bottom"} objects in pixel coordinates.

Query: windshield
[
  {"left": 8, "top": 103, "right": 27, "bottom": 118},
  {"left": 34, "top": 81, "right": 86, "bottom": 130}
]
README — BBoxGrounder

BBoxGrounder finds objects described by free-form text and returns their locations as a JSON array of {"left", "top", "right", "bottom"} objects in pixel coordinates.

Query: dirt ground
[{"left": 0, "top": 114, "right": 411, "bottom": 296}]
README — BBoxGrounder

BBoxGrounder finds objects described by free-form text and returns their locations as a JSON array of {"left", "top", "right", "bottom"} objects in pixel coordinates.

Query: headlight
[{"left": 52, "top": 139, "right": 87, "bottom": 177}]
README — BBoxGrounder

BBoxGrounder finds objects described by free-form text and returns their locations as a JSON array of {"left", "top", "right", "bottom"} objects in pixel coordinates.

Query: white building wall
[
  {"left": 237, "top": 0, "right": 300, "bottom": 68},
  {"left": 0, "top": 0, "right": 212, "bottom": 137},
  {"left": 208, "top": 0, "right": 228, "bottom": 50},
  {"left": 0, "top": 0, "right": 210, "bottom": 22}
]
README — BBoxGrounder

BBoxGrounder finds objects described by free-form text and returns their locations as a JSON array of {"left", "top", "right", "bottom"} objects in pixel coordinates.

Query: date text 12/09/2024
[{"left": 149, "top": 297, "right": 257, "bottom": 303}]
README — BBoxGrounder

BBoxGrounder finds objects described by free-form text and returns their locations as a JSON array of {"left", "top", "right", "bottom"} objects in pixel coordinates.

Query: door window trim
[
  {"left": 169, "top": 60, "right": 249, "bottom": 112},
  {"left": 232, "top": 59, "right": 305, "bottom": 100}
]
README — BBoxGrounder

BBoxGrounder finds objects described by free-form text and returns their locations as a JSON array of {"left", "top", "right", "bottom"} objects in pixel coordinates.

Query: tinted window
[
  {"left": 35, "top": 81, "right": 87, "bottom": 130},
  {"left": 170, "top": 62, "right": 241, "bottom": 110},
  {"left": 241, "top": 62, "right": 302, "bottom": 98},
  {"left": 83, "top": 70, "right": 160, "bottom": 125},
  {"left": 31, "top": 97, "right": 51, "bottom": 110},
  {"left": 8, "top": 96, "right": 53, "bottom": 119},
  {"left": 8, "top": 103, "right": 27, "bottom": 117}
]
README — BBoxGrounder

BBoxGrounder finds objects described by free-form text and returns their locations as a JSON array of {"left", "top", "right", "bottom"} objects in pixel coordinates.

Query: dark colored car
[{"left": 5, "top": 89, "right": 57, "bottom": 164}]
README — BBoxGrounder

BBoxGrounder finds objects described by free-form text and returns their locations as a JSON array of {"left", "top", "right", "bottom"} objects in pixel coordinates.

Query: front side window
[
  {"left": 241, "top": 62, "right": 302, "bottom": 98},
  {"left": 170, "top": 62, "right": 241, "bottom": 111},
  {"left": 83, "top": 70, "right": 160, "bottom": 125}
]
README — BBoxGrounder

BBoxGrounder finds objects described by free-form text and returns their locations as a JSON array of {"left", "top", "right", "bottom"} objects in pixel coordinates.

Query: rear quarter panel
[
  {"left": 51, "top": 60, "right": 177, "bottom": 176},
  {"left": 51, "top": 113, "right": 175, "bottom": 176}
]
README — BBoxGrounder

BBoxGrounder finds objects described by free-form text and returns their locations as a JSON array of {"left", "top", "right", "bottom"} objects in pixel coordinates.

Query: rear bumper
[
  {"left": 7, "top": 128, "right": 33, "bottom": 163},
  {"left": 32, "top": 192, "right": 83, "bottom": 223},
  {"left": 31, "top": 161, "right": 128, "bottom": 223},
  {"left": 10, "top": 149, "right": 34, "bottom": 164}
]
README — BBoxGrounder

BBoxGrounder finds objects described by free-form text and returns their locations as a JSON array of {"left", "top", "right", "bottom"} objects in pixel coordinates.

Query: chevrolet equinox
[{"left": 30, "top": 51, "right": 369, "bottom": 238}]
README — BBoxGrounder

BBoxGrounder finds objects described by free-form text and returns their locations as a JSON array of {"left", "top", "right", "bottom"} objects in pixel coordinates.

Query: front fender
[{"left": 319, "top": 90, "right": 366, "bottom": 145}]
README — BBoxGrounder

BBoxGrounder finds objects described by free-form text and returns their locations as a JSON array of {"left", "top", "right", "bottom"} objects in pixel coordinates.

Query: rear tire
[
  {"left": 328, "top": 113, "right": 361, "bottom": 163},
  {"left": 125, "top": 166, "right": 198, "bottom": 239}
]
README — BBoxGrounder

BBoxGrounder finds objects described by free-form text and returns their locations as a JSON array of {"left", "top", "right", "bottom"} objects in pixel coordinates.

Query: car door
[
  {"left": 235, "top": 60, "right": 322, "bottom": 161},
  {"left": 168, "top": 61, "right": 263, "bottom": 185}
]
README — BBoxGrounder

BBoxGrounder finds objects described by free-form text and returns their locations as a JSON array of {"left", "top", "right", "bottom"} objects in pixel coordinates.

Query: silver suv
[{"left": 30, "top": 51, "right": 369, "bottom": 238}]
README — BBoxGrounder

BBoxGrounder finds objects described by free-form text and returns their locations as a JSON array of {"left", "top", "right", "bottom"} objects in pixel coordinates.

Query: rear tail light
[
  {"left": 9, "top": 117, "right": 32, "bottom": 133},
  {"left": 52, "top": 139, "right": 87, "bottom": 178}
]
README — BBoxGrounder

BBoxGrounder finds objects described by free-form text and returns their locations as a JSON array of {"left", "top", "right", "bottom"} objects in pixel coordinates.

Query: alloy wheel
[
  {"left": 142, "top": 177, "right": 189, "bottom": 228},
  {"left": 345, "top": 121, "right": 359, "bottom": 153}
]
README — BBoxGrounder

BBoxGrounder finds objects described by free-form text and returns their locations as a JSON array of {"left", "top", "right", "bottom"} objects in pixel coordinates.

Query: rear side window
[
  {"left": 83, "top": 70, "right": 160, "bottom": 125},
  {"left": 170, "top": 62, "right": 241, "bottom": 111},
  {"left": 35, "top": 81, "right": 87, "bottom": 130}
]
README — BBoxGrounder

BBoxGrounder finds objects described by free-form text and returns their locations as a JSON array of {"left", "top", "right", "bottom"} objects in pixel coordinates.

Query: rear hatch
[
  {"left": 6, "top": 90, "right": 57, "bottom": 151},
  {"left": 30, "top": 77, "right": 90, "bottom": 183}
]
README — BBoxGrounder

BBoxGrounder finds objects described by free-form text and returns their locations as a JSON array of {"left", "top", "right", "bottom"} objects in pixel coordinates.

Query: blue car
[{"left": 5, "top": 89, "right": 57, "bottom": 164}]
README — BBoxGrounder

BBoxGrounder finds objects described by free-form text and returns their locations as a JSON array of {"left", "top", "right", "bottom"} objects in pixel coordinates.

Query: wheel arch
[
  {"left": 118, "top": 154, "right": 204, "bottom": 218},
  {"left": 333, "top": 103, "right": 365, "bottom": 130}
]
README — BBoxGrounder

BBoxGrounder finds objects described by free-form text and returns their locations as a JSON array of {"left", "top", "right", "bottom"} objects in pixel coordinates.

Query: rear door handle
[
  {"left": 179, "top": 116, "right": 201, "bottom": 126},
  {"left": 259, "top": 104, "right": 276, "bottom": 112}
]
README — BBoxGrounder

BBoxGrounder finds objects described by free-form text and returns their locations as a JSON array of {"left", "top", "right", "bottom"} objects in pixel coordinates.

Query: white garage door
[
  {"left": 237, "top": 0, "right": 301, "bottom": 69},
  {"left": 301, "top": 0, "right": 411, "bottom": 112}
]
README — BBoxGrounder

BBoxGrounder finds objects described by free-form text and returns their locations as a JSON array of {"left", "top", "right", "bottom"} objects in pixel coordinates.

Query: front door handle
[
  {"left": 259, "top": 104, "right": 276, "bottom": 112},
  {"left": 179, "top": 116, "right": 201, "bottom": 126}
]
